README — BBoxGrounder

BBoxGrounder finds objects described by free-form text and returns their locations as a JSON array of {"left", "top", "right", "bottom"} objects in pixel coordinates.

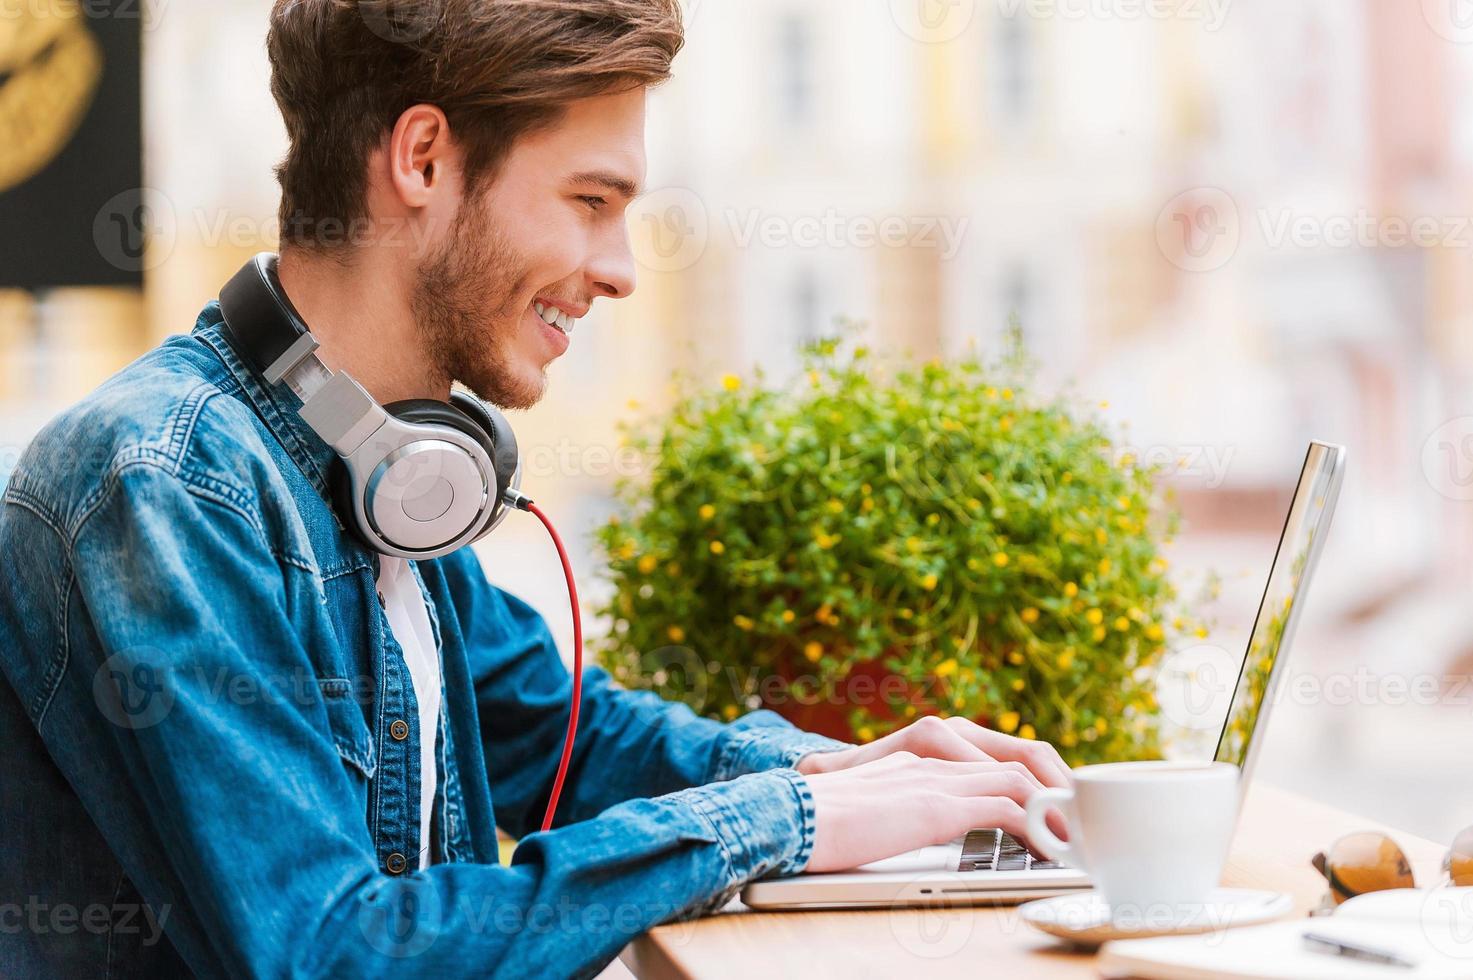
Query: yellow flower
[
  {"left": 815, "top": 530, "right": 840, "bottom": 550},
  {"left": 1091, "top": 625, "right": 1106, "bottom": 642},
  {"left": 966, "top": 557, "right": 981, "bottom": 571},
  {"left": 1056, "top": 649, "right": 1074, "bottom": 670},
  {"left": 1145, "top": 623, "right": 1165, "bottom": 642},
  {"left": 966, "top": 497, "right": 982, "bottom": 511},
  {"left": 861, "top": 483, "right": 872, "bottom": 495},
  {"left": 921, "top": 573, "right": 939, "bottom": 591},
  {"left": 926, "top": 512, "right": 941, "bottom": 526},
  {"left": 1094, "top": 527, "right": 1109, "bottom": 545},
  {"left": 709, "top": 540, "right": 726, "bottom": 555},
  {"left": 1114, "top": 616, "right": 1130, "bottom": 632},
  {"left": 1063, "top": 582, "right": 1079, "bottom": 598},
  {"left": 1085, "top": 608, "right": 1104, "bottom": 625},
  {"left": 804, "top": 641, "right": 823, "bottom": 663},
  {"left": 1094, "top": 717, "right": 1108, "bottom": 734},
  {"left": 935, "top": 658, "right": 958, "bottom": 678},
  {"left": 992, "top": 552, "right": 1010, "bottom": 568},
  {"left": 825, "top": 499, "right": 844, "bottom": 514},
  {"left": 1007, "top": 650, "right": 1024, "bottom": 666},
  {"left": 1195, "top": 627, "right": 1209, "bottom": 639},
  {"left": 733, "top": 615, "right": 755, "bottom": 631},
  {"left": 985, "top": 386, "right": 999, "bottom": 400},
  {"left": 637, "top": 554, "right": 658, "bottom": 575},
  {"left": 906, "top": 536, "right": 924, "bottom": 554},
  {"left": 1018, "top": 724, "right": 1036, "bottom": 740},
  {"left": 667, "top": 625, "right": 686, "bottom": 643},
  {"left": 1098, "top": 557, "right": 1112, "bottom": 575},
  {"left": 860, "top": 498, "right": 875, "bottom": 513},
  {"left": 782, "top": 609, "right": 796, "bottom": 623},
  {"left": 1001, "top": 388, "right": 1014, "bottom": 401},
  {"left": 807, "top": 370, "right": 820, "bottom": 385},
  {"left": 723, "top": 704, "right": 739, "bottom": 720},
  {"left": 997, "top": 711, "right": 1020, "bottom": 734},
  {"left": 1020, "top": 607, "right": 1040, "bottom": 624},
  {"left": 1010, "top": 677, "right": 1025, "bottom": 692},
  {"left": 1115, "top": 495, "right": 1131, "bottom": 511},
  {"left": 698, "top": 503, "right": 716, "bottom": 520},
  {"left": 1061, "top": 731, "right": 1078, "bottom": 747},
  {"left": 721, "top": 373, "right": 741, "bottom": 391},
  {"left": 857, "top": 726, "right": 875, "bottom": 742}
]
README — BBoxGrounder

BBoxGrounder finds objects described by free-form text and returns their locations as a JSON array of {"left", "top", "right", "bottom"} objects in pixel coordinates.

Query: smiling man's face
[{"left": 413, "top": 86, "right": 646, "bottom": 409}]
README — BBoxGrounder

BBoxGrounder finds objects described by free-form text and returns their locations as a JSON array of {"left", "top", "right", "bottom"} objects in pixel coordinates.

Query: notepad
[{"left": 1098, "top": 888, "right": 1473, "bottom": 979}]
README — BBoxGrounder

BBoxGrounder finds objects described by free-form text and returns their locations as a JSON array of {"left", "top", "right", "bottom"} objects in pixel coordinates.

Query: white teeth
[{"left": 533, "top": 301, "right": 577, "bottom": 335}]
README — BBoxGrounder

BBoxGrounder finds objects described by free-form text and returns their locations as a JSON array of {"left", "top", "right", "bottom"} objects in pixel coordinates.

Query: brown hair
[{"left": 266, "top": 0, "right": 683, "bottom": 250}]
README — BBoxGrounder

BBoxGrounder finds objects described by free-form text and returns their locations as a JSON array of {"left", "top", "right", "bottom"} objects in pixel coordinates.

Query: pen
[{"left": 1302, "top": 931, "right": 1419, "bottom": 969}]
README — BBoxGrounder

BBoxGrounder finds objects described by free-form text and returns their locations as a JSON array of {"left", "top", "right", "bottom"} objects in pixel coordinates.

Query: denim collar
[{"left": 192, "top": 300, "right": 342, "bottom": 519}]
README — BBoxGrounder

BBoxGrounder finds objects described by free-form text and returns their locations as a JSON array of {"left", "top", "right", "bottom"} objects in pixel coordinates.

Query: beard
[{"left": 410, "top": 198, "right": 544, "bottom": 409}]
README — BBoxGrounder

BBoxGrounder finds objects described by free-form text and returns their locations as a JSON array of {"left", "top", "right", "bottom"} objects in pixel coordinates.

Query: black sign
[{"left": 0, "top": 0, "right": 144, "bottom": 289}]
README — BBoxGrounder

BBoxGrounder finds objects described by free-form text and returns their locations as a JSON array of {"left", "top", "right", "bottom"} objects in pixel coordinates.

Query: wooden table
[{"left": 620, "top": 781, "right": 1448, "bottom": 979}]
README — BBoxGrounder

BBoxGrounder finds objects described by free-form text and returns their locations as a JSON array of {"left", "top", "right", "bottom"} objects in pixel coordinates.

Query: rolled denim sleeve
[{"left": 709, "top": 710, "right": 852, "bottom": 782}]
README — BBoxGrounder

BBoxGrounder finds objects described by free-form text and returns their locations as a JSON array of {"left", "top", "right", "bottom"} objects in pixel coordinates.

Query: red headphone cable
[{"left": 520, "top": 500, "right": 583, "bottom": 833}]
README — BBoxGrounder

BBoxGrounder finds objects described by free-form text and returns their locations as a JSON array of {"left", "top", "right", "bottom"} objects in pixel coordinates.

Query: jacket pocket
[{"left": 318, "top": 677, "right": 376, "bottom": 781}]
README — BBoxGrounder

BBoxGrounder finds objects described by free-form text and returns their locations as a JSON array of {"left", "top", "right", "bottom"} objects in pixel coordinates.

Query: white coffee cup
[{"left": 1024, "top": 760, "right": 1240, "bottom": 914}]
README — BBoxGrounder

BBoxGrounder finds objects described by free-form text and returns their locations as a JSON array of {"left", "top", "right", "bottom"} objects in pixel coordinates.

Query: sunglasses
[{"left": 1311, "top": 827, "right": 1473, "bottom": 910}]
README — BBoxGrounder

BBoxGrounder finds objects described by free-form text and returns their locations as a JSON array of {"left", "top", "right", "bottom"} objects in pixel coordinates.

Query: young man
[{"left": 0, "top": 2, "right": 1071, "bottom": 976}]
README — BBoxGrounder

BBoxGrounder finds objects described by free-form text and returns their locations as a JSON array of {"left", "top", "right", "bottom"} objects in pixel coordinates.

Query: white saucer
[{"left": 1020, "top": 888, "right": 1294, "bottom": 947}]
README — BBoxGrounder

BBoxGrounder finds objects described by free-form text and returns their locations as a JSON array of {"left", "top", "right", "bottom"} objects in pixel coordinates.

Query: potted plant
[{"left": 594, "top": 335, "right": 1204, "bottom": 765}]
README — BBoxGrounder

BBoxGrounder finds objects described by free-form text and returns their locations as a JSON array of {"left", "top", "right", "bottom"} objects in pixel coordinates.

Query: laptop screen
[{"left": 1212, "top": 442, "right": 1345, "bottom": 770}]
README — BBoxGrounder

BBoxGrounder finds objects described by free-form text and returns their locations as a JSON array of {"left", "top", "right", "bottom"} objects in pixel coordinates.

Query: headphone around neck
[{"left": 218, "top": 252, "right": 525, "bottom": 560}]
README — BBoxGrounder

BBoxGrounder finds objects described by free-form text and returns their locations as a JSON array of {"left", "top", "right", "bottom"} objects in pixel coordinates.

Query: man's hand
[
  {"left": 801, "top": 750, "right": 1055, "bottom": 873},
  {"left": 796, "top": 714, "right": 1071, "bottom": 789},
  {"left": 793, "top": 715, "right": 1074, "bottom": 867}
]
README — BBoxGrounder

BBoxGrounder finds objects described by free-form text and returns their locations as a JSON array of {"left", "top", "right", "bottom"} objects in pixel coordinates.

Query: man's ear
[{"left": 386, "top": 104, "right": 456, "bottom": 208}]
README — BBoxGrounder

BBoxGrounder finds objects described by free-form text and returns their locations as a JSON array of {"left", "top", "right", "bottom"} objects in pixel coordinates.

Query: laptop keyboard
[{"left": 957, "top": 828, "right": 1062, "bottom": 872}]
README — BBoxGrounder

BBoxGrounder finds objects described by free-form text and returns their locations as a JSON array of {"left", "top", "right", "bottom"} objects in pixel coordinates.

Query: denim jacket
[{"left": 0, "top": 301, "right": 849, "bottom": 978}]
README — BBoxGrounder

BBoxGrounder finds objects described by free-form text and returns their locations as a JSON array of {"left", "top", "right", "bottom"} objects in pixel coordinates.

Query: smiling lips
[{"left": 533, "top": 300, "right": 580, "bottom": 335}]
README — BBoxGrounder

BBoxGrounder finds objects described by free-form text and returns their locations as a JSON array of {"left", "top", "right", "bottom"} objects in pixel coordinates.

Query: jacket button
[
  {"left": 390, "top": 719, "right": 409, "bottom": 741},
  {"left": 385, "top": 852, "right": 407, "bottom": 875}
]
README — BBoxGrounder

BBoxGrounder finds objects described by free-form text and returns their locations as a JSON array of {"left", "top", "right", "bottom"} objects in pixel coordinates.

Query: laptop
[{"left": 742, "top": 441, "right": 1346, "bottom": 909}]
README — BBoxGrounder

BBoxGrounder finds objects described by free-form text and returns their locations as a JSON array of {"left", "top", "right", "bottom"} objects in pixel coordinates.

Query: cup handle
[{"left": 1024, "top": 786, "right": 1076, "bottom": 865}]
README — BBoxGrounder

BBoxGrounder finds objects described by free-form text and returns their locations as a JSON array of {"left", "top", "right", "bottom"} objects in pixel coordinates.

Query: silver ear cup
[{"left": 346, "top": 420, "right": 499, "bottom": 559}]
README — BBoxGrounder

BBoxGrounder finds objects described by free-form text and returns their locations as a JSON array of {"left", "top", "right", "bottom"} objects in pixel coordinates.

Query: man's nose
[{"left": 587, "top": 222, "right": 637, "bottom": 300}]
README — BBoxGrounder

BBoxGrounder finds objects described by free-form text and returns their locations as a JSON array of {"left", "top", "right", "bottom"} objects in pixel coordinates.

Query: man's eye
[{"left": 578, "top": 195, "right": 607, "bottom": 211}]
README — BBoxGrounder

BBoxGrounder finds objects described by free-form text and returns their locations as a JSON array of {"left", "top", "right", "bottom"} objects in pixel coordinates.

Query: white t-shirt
[{"left": 376, "top": 555, "right": 441, "bottom": 870}]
